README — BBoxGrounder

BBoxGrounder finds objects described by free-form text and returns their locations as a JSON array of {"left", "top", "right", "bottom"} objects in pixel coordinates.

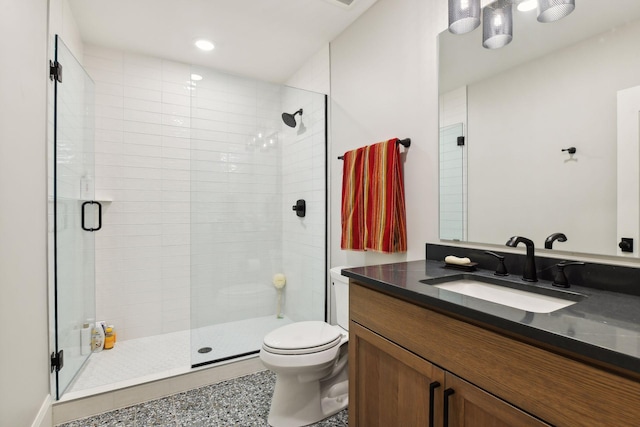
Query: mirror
[{"left": 439, "top": 0, "right": 640, "bottom": 257}]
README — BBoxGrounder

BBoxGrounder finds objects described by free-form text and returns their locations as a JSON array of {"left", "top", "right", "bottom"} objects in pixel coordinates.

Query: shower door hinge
[
  {"left": 50, "top": 349, "right": 64, "bottom": 373},
  {"left": 49, "top": 60, "right": 62, "bottom": 83}
]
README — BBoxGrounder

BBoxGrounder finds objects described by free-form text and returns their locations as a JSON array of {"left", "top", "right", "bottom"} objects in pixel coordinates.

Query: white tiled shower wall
[
  {"left": 85, "top": 44, "right": 326, "bottom": 341},
  {"left": 85, "top": 45, "right": 193, "bottom": 340},
  {"left": 189, "top": 67, "right": 285, "bottom": 328}
]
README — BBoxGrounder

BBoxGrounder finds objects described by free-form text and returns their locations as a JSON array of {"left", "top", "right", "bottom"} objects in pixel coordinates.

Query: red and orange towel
[
  {"left": 340, "top": 138, "right": 407, "bottom": 253},
  {"left": 340, "top": 146, "right": 367, "bottom": 251}
]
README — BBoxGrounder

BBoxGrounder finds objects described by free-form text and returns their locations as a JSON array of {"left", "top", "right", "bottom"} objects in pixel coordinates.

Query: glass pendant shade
[
  {"left": 482, "top": 1, "right": 513, "bottom": 49},
  {"left": 537, "top": 0, "right": 575, "bottom": 23},
  {"left": 448, "top": 0, "right": 481, "bottom": 34}
]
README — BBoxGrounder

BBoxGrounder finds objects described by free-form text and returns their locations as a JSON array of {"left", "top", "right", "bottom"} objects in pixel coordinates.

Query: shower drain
[{"left": 198, "top": 347, "right": 212, "bottom": 354}]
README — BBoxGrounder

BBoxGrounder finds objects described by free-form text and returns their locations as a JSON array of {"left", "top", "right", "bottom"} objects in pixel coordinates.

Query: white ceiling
[{"left": 68, "top": 0, "right": 378, "bottom": 84}]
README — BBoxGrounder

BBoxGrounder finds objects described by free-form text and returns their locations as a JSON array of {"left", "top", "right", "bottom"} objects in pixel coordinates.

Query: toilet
[{"left": 259, "top": 266, "right": 350, "bottom": 427}]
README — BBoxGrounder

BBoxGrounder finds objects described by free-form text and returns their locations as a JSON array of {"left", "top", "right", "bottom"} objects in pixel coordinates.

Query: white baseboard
[{"left": 31, "top": 395, "right": 53, "bottom": 427}]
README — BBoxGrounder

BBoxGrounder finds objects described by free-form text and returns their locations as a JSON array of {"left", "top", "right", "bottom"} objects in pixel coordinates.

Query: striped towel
[
  {"left": 341, "top": 147, "right": 367, "bottom": 250},
  {"left": 340, "top": 139, "right": 407, "bottom": 253},
  {"left": 365, "top": 138, "right": 407, "bottom": 253}
]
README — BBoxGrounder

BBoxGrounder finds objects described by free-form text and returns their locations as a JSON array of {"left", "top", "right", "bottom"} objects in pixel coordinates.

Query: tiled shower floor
[
  {"left": 191, "top": 316, "right": 293, "bottom": 366},
  {"left": 57, "top": 370, "right": 348, "bottom": 427},
  {"left": 65, "top": 316, "right": 293, "bottom": 398}
]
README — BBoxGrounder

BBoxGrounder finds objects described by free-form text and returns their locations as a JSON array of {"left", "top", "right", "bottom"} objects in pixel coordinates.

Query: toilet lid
[{"left": 262, "top": 321, "right": 342, "bottom": 355}]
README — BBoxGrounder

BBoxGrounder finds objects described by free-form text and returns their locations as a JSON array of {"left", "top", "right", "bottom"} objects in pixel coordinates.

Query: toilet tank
[{"left": 330, "top": 266, "right": 350, "bottom": 330}]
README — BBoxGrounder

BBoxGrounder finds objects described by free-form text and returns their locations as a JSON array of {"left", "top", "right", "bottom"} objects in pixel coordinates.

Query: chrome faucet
[{"left": 506, "top": 236, "right": 537, "bottom": 282}]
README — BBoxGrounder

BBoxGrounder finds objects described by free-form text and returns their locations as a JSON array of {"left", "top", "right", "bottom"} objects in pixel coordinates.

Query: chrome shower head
[{"left": 282, "top": 108, "right": 303, "bottom": 128}]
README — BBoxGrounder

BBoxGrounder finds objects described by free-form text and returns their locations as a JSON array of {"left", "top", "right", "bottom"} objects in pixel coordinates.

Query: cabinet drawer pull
[
  {"left": 429, "top": 381, "right": 441, "bottom": 427},
  {"left": 443, "top": 388, "right": 455, "bottom": 427}
]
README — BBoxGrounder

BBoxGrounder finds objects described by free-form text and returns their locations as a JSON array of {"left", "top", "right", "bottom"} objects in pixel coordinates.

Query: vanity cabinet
[
  {"left": 350, "top": 321, "right": 444, "bottom": 426},
  {"left": 442, "top": 372, "right": 549, "bottom": 427},
  {"left": 350, "top": 321, "right": 547, "bottom": 426},
  {"left": 349, "top": 281, "right": 640, "bottom": 427}
]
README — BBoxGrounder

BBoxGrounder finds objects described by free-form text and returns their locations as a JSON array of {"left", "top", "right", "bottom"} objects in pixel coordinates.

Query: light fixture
[
  {"left": 190, "top": 73, "right": 203, "bottom": 81},
  {"left": 537, "top": 0, "right": 575, "bottom": 23},
  {"left": 517, "top": 0, "right": 537, "bottom": 12},
  {"left": 195, "top": 39, "right": 214, "bottom": 51},
  {"left": 482, "top": 0, "right": 513, "bottom": 49},
  {"left": 449, "top": 0, "right": 575, "bottom": 49},
  {"left": 448, "top": 0, "right": 481, "bottom": 34}
]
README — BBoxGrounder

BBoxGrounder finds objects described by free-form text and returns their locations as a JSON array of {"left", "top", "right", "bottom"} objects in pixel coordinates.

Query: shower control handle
[{"left": 292, "top": 199, "right": 306, "bottom": 217}]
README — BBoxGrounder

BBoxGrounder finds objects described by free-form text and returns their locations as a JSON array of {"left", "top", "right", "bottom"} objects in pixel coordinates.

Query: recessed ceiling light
[
  {"left": 195, "top": 39, "right": 215, "bottom": 51},
  {"left": 190, "top": 74, "right": 203, "bottom": 81},
  {"left": 517, "top": 0, "right": 537, "bottom": 12}
]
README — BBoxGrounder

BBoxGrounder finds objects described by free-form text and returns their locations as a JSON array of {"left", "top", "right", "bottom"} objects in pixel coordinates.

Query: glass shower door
[
  {"left": 439, "top": 123, "right": 465, "bottom": 241},
  {"left": 52, "top": 35, "right": 97, "bottom": 398}
]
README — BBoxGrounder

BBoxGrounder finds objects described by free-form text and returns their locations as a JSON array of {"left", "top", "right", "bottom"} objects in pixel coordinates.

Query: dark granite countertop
[{"left": 343, "top": 260, "right": 640, "bottom": 376}]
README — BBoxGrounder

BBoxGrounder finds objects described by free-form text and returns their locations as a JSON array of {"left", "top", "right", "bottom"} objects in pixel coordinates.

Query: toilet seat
[{"left": 262, "top": 321, "right": 342, "bottom": 355}]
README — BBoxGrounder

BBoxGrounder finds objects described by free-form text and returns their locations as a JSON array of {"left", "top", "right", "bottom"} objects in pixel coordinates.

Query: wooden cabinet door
[
  {"left": 444, "top": 373, "right": 551, "bottom": 427},
  {"left": 349, "top": 321, "right": 446, "bottom": 427}
]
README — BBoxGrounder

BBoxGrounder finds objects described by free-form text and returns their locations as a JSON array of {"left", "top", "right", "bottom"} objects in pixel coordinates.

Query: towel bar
[{"left": 337, "top": 138, "right": 411, "bottom": 160}]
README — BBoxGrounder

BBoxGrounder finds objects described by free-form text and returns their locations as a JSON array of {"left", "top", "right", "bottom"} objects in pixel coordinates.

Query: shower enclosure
[
  {"left": 189, "top": 65, "right": 328, "bottom": 367},
  {"left": 51, "top": 39, "right": 327, "bottom": 398}
]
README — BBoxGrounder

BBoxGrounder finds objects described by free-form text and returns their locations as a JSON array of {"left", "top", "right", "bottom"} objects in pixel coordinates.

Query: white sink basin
[{"left": 431, "top": 278, "right": 579, "bottom": 313}]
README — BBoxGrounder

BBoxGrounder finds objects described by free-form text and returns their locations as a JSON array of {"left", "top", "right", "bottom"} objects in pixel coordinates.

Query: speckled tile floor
[{"left": 57, "top": 370, "right": 348, "bottom": 427}]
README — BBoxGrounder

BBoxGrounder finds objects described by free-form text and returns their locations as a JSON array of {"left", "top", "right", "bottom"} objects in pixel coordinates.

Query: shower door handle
[{"left": 81, "top": 201, "right": 102, "bottom": 232}]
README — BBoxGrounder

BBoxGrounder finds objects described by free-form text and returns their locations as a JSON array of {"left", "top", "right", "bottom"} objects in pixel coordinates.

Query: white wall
[
  {"left": 329, "top": 0, "right": 446, "bottom": 267},
  {"left": 286, "top": 44, "right": 331, "bottom": 95},
  {"left": 49, "top": 0, "right": 83, "bottom": 61},
  {"left": 0, "top": 0, "right": 51, "bottom": 426}
]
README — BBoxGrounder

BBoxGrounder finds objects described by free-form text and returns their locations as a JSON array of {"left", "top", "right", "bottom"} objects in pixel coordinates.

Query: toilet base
[
  {"left": 267, "top": 375, "right": 348, "bottom": 427},
  {"left": 266, "top": 346, "right": 348, "bottom": 427}
]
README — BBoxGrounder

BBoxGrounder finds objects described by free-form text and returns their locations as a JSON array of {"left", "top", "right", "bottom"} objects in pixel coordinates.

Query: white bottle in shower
[
  {"left": 80, "top": 322, "right": 91, "bottom": 355},
  {"left": 80, "top": 175, "right": 93, "bottom": 200},
  {"left": 91, "top": 322, "right": 105, "bottom": 352}
]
